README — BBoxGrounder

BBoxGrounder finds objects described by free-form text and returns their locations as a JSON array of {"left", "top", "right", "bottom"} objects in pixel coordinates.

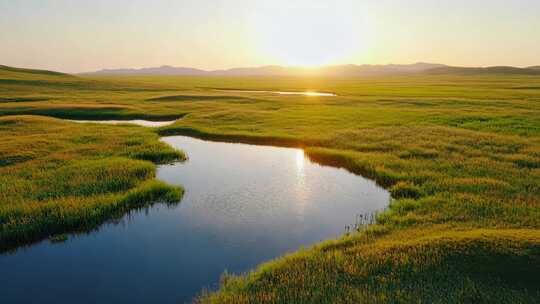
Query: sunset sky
[{"left": 1, "top": 0, "right": 539, "bottom": 73}]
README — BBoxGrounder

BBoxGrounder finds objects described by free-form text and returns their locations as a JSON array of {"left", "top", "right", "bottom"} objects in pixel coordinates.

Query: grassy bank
[
  {"left": 199, "top": 228, "right": 539, "bottom": 303},
  {"left": 0, "top": 115, "right": 185, "bottom": 251},
  {"left": 1, "top": 66, "right": 539, "bottom": 302}
]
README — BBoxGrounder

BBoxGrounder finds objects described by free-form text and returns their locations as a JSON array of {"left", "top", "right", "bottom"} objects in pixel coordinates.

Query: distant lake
[
  {"left": 0, "top": 135, "right": 389, "bottom": 304},
  {"left": 214, "top": 89, "right": 337, "bottom": 96}
]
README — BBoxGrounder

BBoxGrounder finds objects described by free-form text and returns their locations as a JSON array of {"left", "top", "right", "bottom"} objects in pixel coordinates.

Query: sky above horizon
[{"left": 1, "top": 0, "right": 539, "bottom": 73}]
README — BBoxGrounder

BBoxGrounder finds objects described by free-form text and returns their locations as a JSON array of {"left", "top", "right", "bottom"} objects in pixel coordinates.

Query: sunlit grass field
[
  {"left": 0, "top": 114, "right": 185, "bottom": 251},
  {"left": 1, "top": 66, "right": 539, "bottom": 302}
]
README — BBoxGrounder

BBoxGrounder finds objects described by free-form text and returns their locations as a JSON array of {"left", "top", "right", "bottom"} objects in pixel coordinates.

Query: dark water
[{"left": 0, "top": 136, "right": 389, "bottom": 304}]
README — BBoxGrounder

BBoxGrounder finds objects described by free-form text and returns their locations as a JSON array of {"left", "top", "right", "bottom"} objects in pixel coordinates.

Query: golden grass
[
  {"left": 1, "top": 66, "right": 539, "bottom": 301},
  {"left": 0, "top": 115, "right": 185, "bottom": 251},
  {"left": 199, "top": 227, "right": 540, "bottom": 303}
]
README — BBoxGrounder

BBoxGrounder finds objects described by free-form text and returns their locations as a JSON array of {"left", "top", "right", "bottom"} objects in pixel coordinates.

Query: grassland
[
  {"left": 0, "top": 69, "right": 186, "bottom": 250},
  {"left": 1, "top": 66, "right": 539, "bottom": 302}
]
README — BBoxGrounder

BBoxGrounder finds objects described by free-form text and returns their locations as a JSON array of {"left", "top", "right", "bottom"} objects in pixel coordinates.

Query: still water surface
[
  {"left": 0, "top": 136, "right": 389, "bottom": 303},
  {"left": 69, "top": 119, "right": 178, "bottom": 127},
  {"left": 215, "top": 89, "right": 337, "bottom": 96}
]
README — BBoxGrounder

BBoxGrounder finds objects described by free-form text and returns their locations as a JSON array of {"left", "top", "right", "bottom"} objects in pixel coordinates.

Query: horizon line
[{"left": 75, "top": 62, "right": 539, "bottom": 75}]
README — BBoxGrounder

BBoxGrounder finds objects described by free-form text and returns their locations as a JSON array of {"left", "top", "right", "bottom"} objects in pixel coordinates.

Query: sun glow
[{"left": 250, "top": 3, "right": 371, "bottom": 67}]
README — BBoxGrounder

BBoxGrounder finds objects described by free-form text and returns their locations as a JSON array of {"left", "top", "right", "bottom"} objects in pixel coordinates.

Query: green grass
[
  {"left": 49, "top": 233, "right": 68, "bottom": 243},
  {"left": 199, "top": 228, "right": 540, "bottom": 303},
  {"left": 1, "top": 66, "right": 539, "bottom": 302},
  {"left": 0, "top": 115, "right": 185, "bottom": 251}
]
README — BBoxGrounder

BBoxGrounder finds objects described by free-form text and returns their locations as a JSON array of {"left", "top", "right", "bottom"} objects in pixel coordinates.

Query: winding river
[{"left": 0, "top": 135, "right": 390, "bottom": 304}]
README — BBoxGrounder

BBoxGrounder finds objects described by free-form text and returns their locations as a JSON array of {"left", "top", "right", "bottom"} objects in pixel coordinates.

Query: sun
[{"left": 250, "top": 4, "right": 370, "bottom": 67}]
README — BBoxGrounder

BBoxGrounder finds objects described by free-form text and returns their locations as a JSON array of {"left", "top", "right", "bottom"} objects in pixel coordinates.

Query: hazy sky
[{"left": 1, "top": 0, "right": 539, "bottom": 73}]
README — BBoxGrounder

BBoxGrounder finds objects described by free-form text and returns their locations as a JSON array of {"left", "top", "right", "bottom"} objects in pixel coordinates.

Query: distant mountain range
[
  {"left": 83, "top": 65, "right": 207, "bottom": 76},
  {"left": 426, "top": 66, "right": 540, "bottom": 75},
  {"left": 80, "top": 63, "right": 540, "bottom": 77},
  {"left": 6, "top": 63, "right": 539, "bottom": 77},
  {"left": 80, "top": 63, "right": 449, "bottom": 77}
]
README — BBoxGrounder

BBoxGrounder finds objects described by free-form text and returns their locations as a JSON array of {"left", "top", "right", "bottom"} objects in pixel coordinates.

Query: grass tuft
[{"left": 390, "top": 181, "right": 424, "bottom": 199}]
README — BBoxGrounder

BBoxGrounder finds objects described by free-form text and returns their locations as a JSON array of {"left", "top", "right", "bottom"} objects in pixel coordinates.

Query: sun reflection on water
[
  {"left": 296, "top": 149, "right": 305, "bottom": 173},
  {"left": 294, "top": 149, "right": 309, "bottom": 219}
]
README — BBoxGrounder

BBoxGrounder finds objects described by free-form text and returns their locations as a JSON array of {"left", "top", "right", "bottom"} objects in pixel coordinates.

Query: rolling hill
[
  {"left": 0, "top": 65, "right": 73, "bottom": 78},
  {"left": 425, "top": 66, "right": 540, "bottom": 75}
]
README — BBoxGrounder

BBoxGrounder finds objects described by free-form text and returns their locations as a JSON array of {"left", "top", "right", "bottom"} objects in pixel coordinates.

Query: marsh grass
[
  {"left": 0, "top": 115, "right": 185, "bottom": 252},
  {"left": 344, "top": 211, "right": 381, "bottom": 235},
  {"left": 49, "top": 234, "right": 68, "bottom": 243},
  {"left": 1, "top": 66, "right": 539, "bottom": 302},
  {"left": 197, "top": 228, "right": 540, "bottom": 303}
]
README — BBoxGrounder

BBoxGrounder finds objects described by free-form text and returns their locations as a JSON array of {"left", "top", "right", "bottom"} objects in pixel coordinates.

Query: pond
[
  {"left": 69, "top": 119, "right": 178, "bottom": 127},
  {"left": 0, "top": 135, "right": 390, "bottom": 304}
]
